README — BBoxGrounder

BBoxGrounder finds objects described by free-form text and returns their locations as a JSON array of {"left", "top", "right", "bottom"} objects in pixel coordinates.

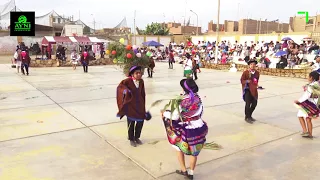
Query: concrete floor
[{"left": 0, "top": 63, "right": 320, "bottom": 180}]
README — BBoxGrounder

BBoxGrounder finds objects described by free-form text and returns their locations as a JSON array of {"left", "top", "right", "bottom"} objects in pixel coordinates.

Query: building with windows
[{"left": 289, "top": 15, "right": 320, "bottom": 33}]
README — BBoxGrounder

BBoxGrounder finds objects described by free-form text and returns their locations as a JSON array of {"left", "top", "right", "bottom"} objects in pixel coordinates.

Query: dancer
[
  {"left": 14, "top": 49, "right": 21, "bottom": 73},
  {"left": 192, "top": 56, "right": 198, "bottom": 80},
  {"left": 184, "top": 53, "right": 193, "bottom": 78},
  {"left": 147, "top": 56, "right": 155, "bottom": 78},
  {"left": 71, "top": 50, "right": 79, "bottom": 70},
  {"left": 240, "top": 59, "right": 260, "bottom": 124},
  {"left": 161, "top": 78, "right": 208, "bottom": 180},
  {"left": 81, "top": 50, "right": 89, "bottom": 73},
  {"left": 169, "top": 50, "right": 174, "bottom": 69},
  {"left": 20, "top": 49, "right": 30, "bottom": 76},
  {"left": 294, "top": 71, "right": 320, "bottom": 139},
  {"left": 116, "top": 66, "right": 148, "bottom": 147}
]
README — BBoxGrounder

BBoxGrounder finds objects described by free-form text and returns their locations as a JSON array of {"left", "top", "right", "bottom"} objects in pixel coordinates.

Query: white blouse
[
  {"left": 298, "top": 81, "right": 319, "bottom": 105},
  {"left": 163, "top": 103, "right": 205, "bottom": 129}
]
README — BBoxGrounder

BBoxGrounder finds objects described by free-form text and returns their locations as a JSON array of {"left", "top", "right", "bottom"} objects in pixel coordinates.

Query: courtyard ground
[{"left": 0, "top": 62, "right": 320, "bottom": 180}]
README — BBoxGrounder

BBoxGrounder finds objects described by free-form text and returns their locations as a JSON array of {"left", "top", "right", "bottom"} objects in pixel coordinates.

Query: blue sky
[{"left": 13, "top": 0, "right": 319, "bottom": 31}]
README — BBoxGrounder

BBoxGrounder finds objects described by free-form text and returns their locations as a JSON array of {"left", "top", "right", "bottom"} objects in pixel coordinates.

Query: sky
[{"left": 11, "top": 0, "right": 320, "bottom": 31}]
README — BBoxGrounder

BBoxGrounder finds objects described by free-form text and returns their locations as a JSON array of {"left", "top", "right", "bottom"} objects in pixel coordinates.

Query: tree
[
  {"left": 83, "top": 26, "right": 91, "bottom": 34},
  {"left": 144, "top": 23, "right": 169, "bottom": 35}
]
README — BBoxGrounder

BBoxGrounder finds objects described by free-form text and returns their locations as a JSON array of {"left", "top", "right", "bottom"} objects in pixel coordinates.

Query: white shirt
[
  {"left": 312, "top": 62, "right": 320, "bottom": 71},
  {"left": 298, "top": 81, "right": 319, "bottom": 104},
  {"left": 184, "top": 59, "right": 193, "bottom": 70}
]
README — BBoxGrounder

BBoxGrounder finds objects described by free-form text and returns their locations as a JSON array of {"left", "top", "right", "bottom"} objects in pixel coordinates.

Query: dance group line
[{"left": 115, "top": 56, "right": 319, "bottom": 179}]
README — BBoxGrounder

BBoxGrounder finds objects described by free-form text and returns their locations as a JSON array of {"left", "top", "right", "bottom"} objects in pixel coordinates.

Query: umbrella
[
  {"left": 281, "top": 37, "right": 292, "bottom": 41},
  {"left": 142, "top": 40, "right": 164, "bottom": 47},
  {"left": 275, "top": 50, "right": 287, "bottom": 57}
]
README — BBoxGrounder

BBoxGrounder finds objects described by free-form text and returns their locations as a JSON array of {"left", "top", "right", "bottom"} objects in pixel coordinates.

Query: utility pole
[
  {"left": 259, "top": 18, "right": 262, "bottom": 34},
  {"left": 93, "top": 18, "right": 95, "bottom": 34},
  {"left": 214, "top": 0, "right": 220, "bottom": 64},
  {"left": 134, "top": 10, "right": 136, "bottom": 45}
]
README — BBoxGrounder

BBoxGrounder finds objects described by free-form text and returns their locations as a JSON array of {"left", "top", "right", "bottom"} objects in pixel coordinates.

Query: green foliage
[
  {"left": 145, "top": 23, "right": 169, "bottom": 35},
  {"left": 83, "top": 26, "right": 91, "bottom": 34},
  {"left": 107, "top": 42, "right": 150, "bottom": 75}
]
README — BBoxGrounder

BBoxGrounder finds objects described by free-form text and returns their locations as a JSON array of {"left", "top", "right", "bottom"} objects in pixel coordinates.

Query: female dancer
[
  {"left": 162, "top": 79, "right": 208, "bottom": 179},
  {"left": 294, "top": 71, "right": 320, "bottom": 139}
]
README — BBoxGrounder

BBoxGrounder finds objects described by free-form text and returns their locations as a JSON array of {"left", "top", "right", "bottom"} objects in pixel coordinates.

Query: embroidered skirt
[
  {"left": 163, "top": 117, "right": 208, "bottom": 156},
  {"left": 295, "top": 100, "right": 320, "bottom": 118}
]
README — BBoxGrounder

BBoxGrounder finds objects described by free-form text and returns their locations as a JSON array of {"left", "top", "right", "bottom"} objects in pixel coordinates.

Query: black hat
[
  {"left": 247, "top": 60, "right": 258, "bottom": 65},
  {"left": 128, "top": 65, "right": 142, "bottom": 76},
  {"left": 180, "top": 79, "right": 199, "bottom": 94}
]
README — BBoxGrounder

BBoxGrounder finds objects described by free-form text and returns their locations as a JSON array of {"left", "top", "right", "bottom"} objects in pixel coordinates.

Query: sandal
[
  {"left": 303, "top": 135, "right": 314, "bottom": 139},
  {"left": 175, "top": 170, "right": 188, "bottom": 176},
  {"left": 301, "top": 132, "right": 309, "bottom": 137}
]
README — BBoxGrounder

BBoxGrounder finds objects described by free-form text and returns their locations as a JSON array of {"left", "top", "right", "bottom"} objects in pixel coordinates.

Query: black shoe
[
  {"left": 251, "top": 117, "right": 256, "bottom": 121},
  {"left": 130, "top": 140, "right": 137, "bottom": 147},
  {"left": 303, "top": 135, "right": 314, "bottom": 139},
  {"left": 135, "top": 139, "right": 143, "bottom": 145},
  {"left": 175, "top": 170, "right": 188, "bottom": 176},
  {"left": 245, "top": 118, "right": 253, "bottom": 124},
  {"left": 27, "top": 73, "right": 29, "bottom": 76}
]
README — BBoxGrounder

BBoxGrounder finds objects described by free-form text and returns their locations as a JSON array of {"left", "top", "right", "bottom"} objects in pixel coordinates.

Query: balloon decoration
[
  {"left": 146, "top": 51, "right": 152, "bottom": 57},
  {"left": 126, "top": 45, "right": 132, "bottom": 50},
  {"left": 136, "top": 53, "right": 141, "bottom": 58},
  {"left": 192, "top": 50, "right": 196, "bottom": 55},
  {"left": 113, "top": 59, "right": 117, "bottom": 63},
  {"left": 112, "top": 50, "right": 116, "bottom": 55},
  {"left": 132, "top": 45, "right": 137, "bottom": 50},
  {"left": 106, "top": 50, "right": 110, "bottom": 55},
  {"left": 119, "top": 38, "right": 125, "bottom": 44},
  {"left": 126, "top": 53, "right": 132, "bottom": 59}
]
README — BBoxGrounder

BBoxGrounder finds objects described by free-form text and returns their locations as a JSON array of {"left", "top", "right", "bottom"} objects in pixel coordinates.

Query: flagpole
[{"left": 266, "top": 19, "right": 268, "bottom": 34}]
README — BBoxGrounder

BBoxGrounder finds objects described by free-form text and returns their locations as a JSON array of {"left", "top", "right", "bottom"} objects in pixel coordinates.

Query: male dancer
[
  {"left": 116, "top": 66, "right": 148, "bottom": 147},
  {"left": 240, "top": 59, "right": 260, "bottom": 124}
]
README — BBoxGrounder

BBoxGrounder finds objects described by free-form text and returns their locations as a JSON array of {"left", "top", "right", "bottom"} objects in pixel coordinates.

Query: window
[
  {"left": 58, "top": 18, "right": 61, "bottom": 23},
  {"left": 52, "top": 18, "right": 56, "bottom": 22}
]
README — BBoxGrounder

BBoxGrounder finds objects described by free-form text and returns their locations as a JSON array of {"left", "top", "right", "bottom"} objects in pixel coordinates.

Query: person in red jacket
[
  {"left": 20, "top": 49, "right": 31, "bottom": 75},
  {"left": 240, "top": 59, "right": 260, "bottom": 124},
  {"left": 116, "top": 66, "right": 151, "bottom": 147}
]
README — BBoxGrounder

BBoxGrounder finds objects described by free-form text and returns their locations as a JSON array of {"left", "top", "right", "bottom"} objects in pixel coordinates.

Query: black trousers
[
  {"left": 127, "top": 120, "right": 144, "bottom": 141},
  {"left": 244, "top": 90, "right": 257, "bottom": 118},
  {"left": 21, "top": 63, "right": 29, "bottom": 75},
  {"left": 193, "top": 69, "right": 198, "bottom": 80},
  {"left": 169, "top": 60, "right": 173, "bottom": 69},
  {"left": 147, "top": 68, "right": 153, "bottom": 77},
  {"left": 83, "top": 65, "right": 88, "bottom": 72}
]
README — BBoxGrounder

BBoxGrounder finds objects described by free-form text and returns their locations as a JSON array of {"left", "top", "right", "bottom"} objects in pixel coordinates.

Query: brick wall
[{"left": 239, "top": 19, "right": 289, "bottom": 34}]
